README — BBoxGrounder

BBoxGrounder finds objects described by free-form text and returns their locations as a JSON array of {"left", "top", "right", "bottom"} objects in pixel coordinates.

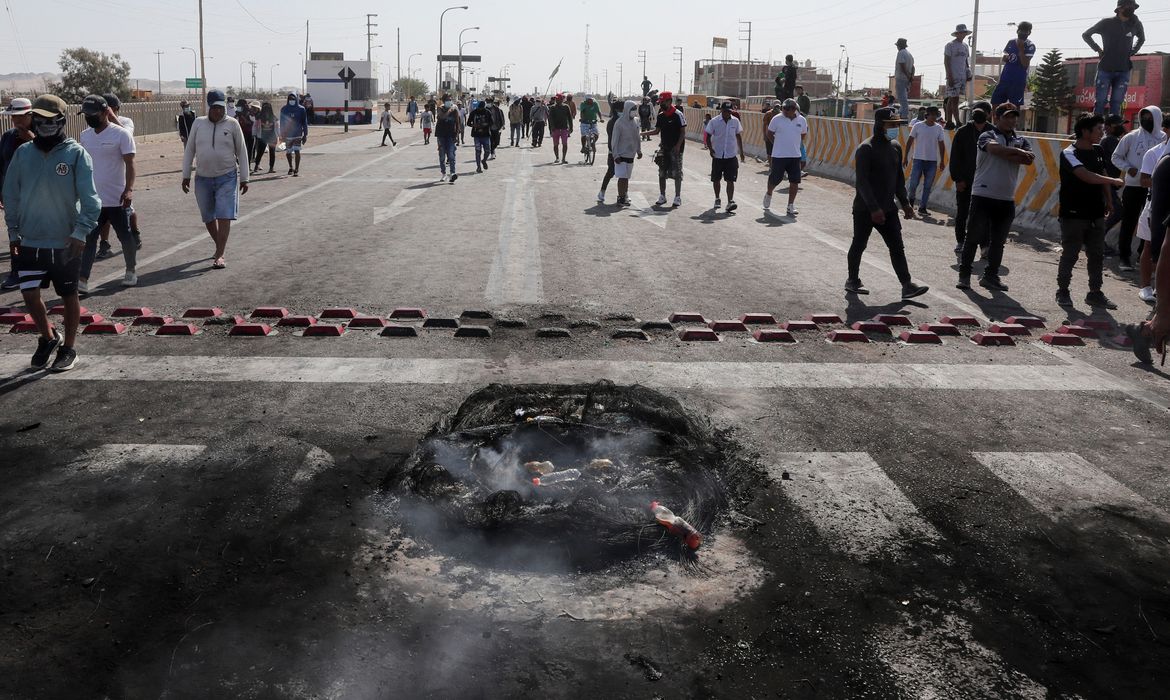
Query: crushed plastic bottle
[
  {"left": 650, "top": 501, "right": 702, "bottom": 550},
  {"left": 587, "top": 458, "right": 614, "bottom": 471},
  {"left": 524, "top": 460, "right": 556, "bottom": 475},
  {"left": 532, "top": 468, "right": 581, "bottom": 486}
]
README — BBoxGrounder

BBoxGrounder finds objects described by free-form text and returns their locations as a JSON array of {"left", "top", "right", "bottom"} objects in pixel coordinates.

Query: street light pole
[
  {"left": 673, "top": 46, "right": 683, "bottom": 94},
  {"left": 407, "top": 52, "right": 422, "bottom": 93},
  {"left": 270, "top": 64, "right": 280, "bottom": 94},
  {"left": 458, "top": 26, "right": 479, "bottom": 94},
  {"left": 154, "top": 50, "right": 164, "bottom": 98},
  {"left": 602, "top": 68, "right": 608, "bottom": 98},
  {"left": 438, "top": 5, "right": 469, "bottom": 94},
  {"left": 617, "top": 62, "right": 623, "bottom": 99}
]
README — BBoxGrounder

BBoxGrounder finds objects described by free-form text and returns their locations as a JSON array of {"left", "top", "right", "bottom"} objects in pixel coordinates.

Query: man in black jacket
[
  {"left": 1100, "top": 114, "right": 1127, "bottom": 251},
  {"left": 847, "top": 107, "right": 929, "bottom": 299},
  {"left": 948, "top": 100, "right": 992, "bottom": 258},
  {"left": 487, "top": 99, "right": 505, "bottom": 158}
]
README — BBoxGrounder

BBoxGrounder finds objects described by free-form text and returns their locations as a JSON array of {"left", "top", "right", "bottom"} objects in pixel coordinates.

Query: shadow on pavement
[
  {"left": 0, "top": 368, "right": 46, "bottom": 399},
  {"left": 844, "top": 294, "right": 929, "bottom": 323}
]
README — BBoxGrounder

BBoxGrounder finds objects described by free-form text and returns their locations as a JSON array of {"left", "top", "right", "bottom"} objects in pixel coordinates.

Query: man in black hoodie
[
  {"left": 847, "top": 107, "right": 929, "bottom": 299},
  {"left": 487, "top": 99, "right": 505, "bottom": 158},
  {"left": 949, "top": 100, "right": 993, "bottom": 257}
]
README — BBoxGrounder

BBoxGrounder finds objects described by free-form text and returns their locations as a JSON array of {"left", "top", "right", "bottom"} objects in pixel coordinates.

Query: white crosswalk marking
[
  {"left": 70, "top": 443, "right": 206, "bottom": 475},
  {"left": 768, "top": 452, "right": 943, "bottom": 561},
  {"left": 972, "top": 452, "right": 1169, "bottom": 526}
]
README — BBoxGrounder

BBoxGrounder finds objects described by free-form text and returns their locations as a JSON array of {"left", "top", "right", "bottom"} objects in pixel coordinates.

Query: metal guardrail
[{"left": 0, "top": 101, "right": 188, "bottom": 140}]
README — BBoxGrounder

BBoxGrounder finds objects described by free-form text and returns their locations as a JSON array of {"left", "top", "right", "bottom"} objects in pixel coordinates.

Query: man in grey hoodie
[
  {"left": 1110, "top": 104, "right": 1165, "bottom": 270},
  {"left": 609, "top": 101, "right": 643, "bottom": 207}
]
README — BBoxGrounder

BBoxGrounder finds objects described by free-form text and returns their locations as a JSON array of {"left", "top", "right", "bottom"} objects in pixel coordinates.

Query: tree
[
  {"left": 50, "top": 48, "right": 131, "bottom": 103},
  {"left": 1030, "top": 48, "right": 1073, "bottom": 121},
  {"left": 391, "top": 77, "right": 430, "bottom": 99}
]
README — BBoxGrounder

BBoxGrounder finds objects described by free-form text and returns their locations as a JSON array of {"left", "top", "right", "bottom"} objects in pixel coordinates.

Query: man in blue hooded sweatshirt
[{"left": 279, "top": 92, "right": 309, "bottom": 176}]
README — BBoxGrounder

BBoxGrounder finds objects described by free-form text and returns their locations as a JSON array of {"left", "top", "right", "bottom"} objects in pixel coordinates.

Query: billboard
[{"left": 712, "top": 37, "right": 728, "bottom": 49}]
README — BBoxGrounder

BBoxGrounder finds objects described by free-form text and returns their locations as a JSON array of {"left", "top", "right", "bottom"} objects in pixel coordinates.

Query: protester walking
[
  {"left": 469, "top": 100, "right": 493, "bottom": 173},
  {"left": 610, "top": 100, "right": 643, "bottom": 207},
  {"left": 420, "top": 107, "right": 434, "bottom": 145},
  {"left": 764, "top": 98, "right": 808, "bottom": 217},
  {"left": 253, "top": 102, "right": 277, "bottom": 173},
  {"left": 487, "top": 98, "right": 505, "bottom": 157},
  {"left": 641, "top": 91, "right": 686, "bottom": 207},
  {"left": 944, "top": 24, "right": 973, "bottom": 129},
  {"left": 530, "top": 98, "right": 549, "bottom": 148},
  {"left": 3, "top": 94, "right": 100, "bottom": 371},
  {"left": 894, "top": 38, "right": 914, "bottom": 120},
  {"left": 279, "top": 92, "right": 308, "bottom": 176},
  {"left": 176, "top": 100, "right": 196, "bottom": 146},
  {"left": 548, "top": 94, "right": 572, "bottom": 163},
  {"left": 704, "top": 101, "right": 744, "bottom": 212},
  {"left": 380, "top": 103, "right": 402, "bottom": 146},
  {"left": 180, "top": 90, "right": 250, "bottom": 269},
  {"left": 407, "top": 96, "right": 418, "bottom": 127},
  {"left": 1082, "top": 0, "right": 1146, "bottom": 117},
  {"left": 522, "top": 96, "right": 533, "bottom": 138},
  {"left": 1110, "top": 105, "right": 1165, "bottom": 270},
  {"left": 435, "top": 95, "right": 460, "bottom": 182},
  {"left": 1133, "top": 115, "right": 1170, "bottom": 302},
  {"left": 949, "top": 101, "right": 993, "bottom": 258},
  {"left": 0, "top": 97, "right": 34, "bottom": 291},
  {"left": 903, "top": 105, "right": 946, "bottom": 216},
  {"left": 597, "top": 99, "right": 623, "bottom": 204},
  {"left": 509, "top": 98, "right": 524, "bottom": 146},
  {"left": 77, "top": 94, "right": 137, "bottom": 290}
]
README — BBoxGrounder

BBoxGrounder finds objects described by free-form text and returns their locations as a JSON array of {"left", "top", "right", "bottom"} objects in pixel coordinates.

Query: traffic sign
[
  {"left": 436, "top": 54, "right": 481, "bottom": 63},
  {"left": 487, "top": 77, "right": 511, "bottom": 83},
  {"left": 185, "top": 78, "right": 204, "bottom": 89},
  {"left": 337, "top": 66, "right": 356, "bottom": 86}
]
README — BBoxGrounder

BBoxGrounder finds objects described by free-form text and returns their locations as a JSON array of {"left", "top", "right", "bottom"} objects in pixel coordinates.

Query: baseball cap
[
  {"left": 3, "top": 97, "right": 32, "bottom": 115},
  {"left": 206, "top": 89, "right": 226, "bottom": 107},
  {"left": 659, "top": 91, "right": 673, "bottom": 103},
  {"left": 102, "top": 93, "right": 121, "bottom": 110},
  {"left": 79, "top": 94, "right": 108, "bottom": 115},
  {"left": 30, "top": 94, "right": 68, "bottom": 118},
  {"left": 720, "top": 101, "right": 733, "bottom": 110},
  {"left": 995, "top": 103, "right": 1020, "bottom": 118}
]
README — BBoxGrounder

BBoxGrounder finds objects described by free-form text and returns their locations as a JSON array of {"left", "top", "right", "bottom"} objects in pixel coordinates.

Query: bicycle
[{"left": 583, "top": 131, "right": 598, "bottom": 165}]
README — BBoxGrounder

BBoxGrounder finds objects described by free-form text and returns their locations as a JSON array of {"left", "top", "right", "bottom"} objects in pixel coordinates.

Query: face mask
[
  {"left": 1141, "top": 118, "right": 1154, "bottom": 132},
  {"left": 885, "top": 128, "right": 900, "bottom": 140},
  {"left": 973, "top": 113, "right": 988, "bottom": 125},
  {"left": 32, "top": 116, "right": 65, "bottom": 150},
  {"left": 182, "top": 107, "right": 192, "bottom": 113},
  {"left": 288, "top": 99, "right": 297, "bottom": 105},
  {"left": 84, "top": 114, "right": 103, "bottom": 129},
  {"left": 444, "top": 101, "right": 453, "bottom": 109}
]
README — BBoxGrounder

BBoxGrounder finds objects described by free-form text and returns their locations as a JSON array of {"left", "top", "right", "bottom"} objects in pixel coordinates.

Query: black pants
[
  {"left": 531, "top": 121, "right": 545, "bottom": 146},
  {"left": 490, "top": 129, "right": 501, "bottom": 154},
  {"left": 523, "top": 119, "right": 531, "bottom": 137},
  {"left": 601, "top": 153, "right": 615, "bottom": 191},
  {"left": 381, "top": 128, "right": 396, "bottom": 145},
  {"left": 243, "top": 134, "right": 255, "bottom": 162},
  {"left": 254, "top": 140, "right": 275, "bottom": 171},
  {"left": 954, "top": 186, "right": 971, "bottom": 245},
  {"left": 849, "top": 209, "right": 911, "bottom": 284},
  {"left": 960, "top": 196, "right": 1015, "bottom": 277},
  {"left": 1057, "top": 217, "right": 1105, "bottom": 292},
  {"left": 1119, "top": 185, "right": 1148, "bottom": 262}
]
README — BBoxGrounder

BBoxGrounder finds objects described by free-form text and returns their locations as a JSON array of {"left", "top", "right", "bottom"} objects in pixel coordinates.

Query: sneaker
[
  {"left": 440, "top": 173, "right": 448, "bottom": 181},
  {"left": 918, "top": 208, "right": 929, "bottom": 217},
  {"left": 726, "top": 200, "right": 738, "bottom": 212},
  {"left": 1, "top": 272, "right": 18, "bottom": 291},
  {"left": 597, "top": 191, "right": 606, "bottom": 204},
  {"left": 96, "top": 242, "right": 112, "bottom": 260},
  {"left": 1123, "top": 323, "right": 1153, "bottom": 364},
  {"left": 902, "top": 283, "right": 929, "bottom": 299},
  {"left": 672, "top": 195, "right": 681, "bottom": 207},
  {"left": 288, "top": 168, "right": 294, "bottom": 175},
  {"left": 979, "top": 275, "right": 1008, "bottom": 291},
  {"left": 956, "top": 274, "right": 971, "bottom": 290},
  {"left": 1139, "top": 286, "right": 1157, "bottom": 303},
  {"left": 786, "top": 203, "right": 797, "bottom": 216},
  {"left": 122, "top": 271, "right": 137, "bottom": 287},
  {"left": 616, "top": 197, "right": 630, "bottom": 207},
  {"left": 31, "top": 329, "right": 61, "bottom": 369},
  {"left": 476, "top": 166, "right": 482, "bottom": 173},
  {"left": 482, "top": 160, "right": 488, "bottom": 170},
  {"left": 49, "top": 345, "right": 77, "bottom": 372},
  {"left": 714, "top": 198, "right": 721, "bottom": 209},
  {"left": 844, "top": 278, "right": 869, "bottom": 294},
  {"left": 762, "top": 193, "right": 772, "bottom": 210},
  {"left": 1055, "top": 289, "right": 1073, "bottom": 306},
  {"left": 1119, "top": 259, "right": 1135, "bottom": 272},
  {"left": 655, "top": 194, "right": 668, "bottom": 206},
  {"left": 449, "top": 173, "right": 458, "bottom": 183},
  {"left": 1085, "top": 290, "right": 1118, "bottom": 309},
  {"left": 77, "top": 280, "right": 89, "bottom": 295},
  {"left": 292, "top": 170, "right": 299, "bottom": 177},
  {"left": 212, "top": 257, "right": 226, "bottom": 269}
]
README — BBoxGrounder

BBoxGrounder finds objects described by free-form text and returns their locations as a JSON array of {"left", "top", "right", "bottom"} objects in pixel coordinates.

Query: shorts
[
  {"left": 944, "top": 78, "right": 967, "bottom": 98},
  {"left": 658, "top": 150, "right": 683, "bottom": 180},
  {"left": 194, "top": 172, "right": 240, "bottom": 223},
  {"left": 551, "top": 128, "right": 570, "bottom": 146},
  {"left": 285, "top": 137, "right": 303, "bottom": 152},
  {"left": 15, "top": 245, "right": 82, "bottom": 296},
  {"left": 710, "top": 157, "right": 739, "bottom": 183},
  {"left": 580, "top": 122, "right": 599, "bottom": 137},
  {"left": 991, "top": 79, "right": 1026, "bottom": 108},
  {"left": 768, "top": 157, "right": 802, "bottom": 188},
  {"left": 614, "top": 160, "right": 634, "bottom": 179},
  {"left": 423, "top": 128, "right": 432, "bottom": 136}
]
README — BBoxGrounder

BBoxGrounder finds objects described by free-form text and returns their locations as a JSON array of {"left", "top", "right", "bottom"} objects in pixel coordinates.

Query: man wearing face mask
[
  {"left": 3, "top": 94, "right": 101, "bottom": 372},
  {"left": 1101, "top": 114, "right": 1128, "bottom": 251},
  {"left": 1083, "top": 0, "right": 1145, "bottom": 117},
  {"left": 77, "top": 94, "right": 137, "bottom": 290},
  {"left": 0, "top": 98, "right": 35, "bottom": 291},
  {"left": 434, "top": 95, "right": 460, "bottom": 182},
  {"left": 278, "top": 92, "right": 308, "bottom": 176},
  {"left": 847, "top": 107, "right": 929, "bottom": 299},
  {"left": 181, "top": 89, "right": 250, "bottom": 269},
  {"left": 176, "top": 100, "right": 196, "bottom": 146},
  {"left": 949, "top": 100, "right": 993, "bottom": 258},
  {"left": 1110, "top": 105, "right": 1165, "bottom": 271}
]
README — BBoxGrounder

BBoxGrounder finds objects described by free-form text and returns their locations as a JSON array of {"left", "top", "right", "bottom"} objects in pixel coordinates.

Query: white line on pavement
[
  {"left": 68, "top": 443, "right": 207, "bottom": 475},
  {"left": 0, "top": 354, "right": 1136, "bottom": 392},
  {"left": 485, "top": 147, "right": 543, "bottom": 305},
  {"left": 373, "top": 188, "right": 426, "bottom": 224}
]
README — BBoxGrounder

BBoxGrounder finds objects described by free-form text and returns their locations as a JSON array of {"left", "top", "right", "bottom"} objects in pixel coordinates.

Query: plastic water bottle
[
  {"left": 650, "top": 501, "right": 702, "bottom": 550},
  {"left": 532, "top": 468, "right": 581, "bottom": 486}
]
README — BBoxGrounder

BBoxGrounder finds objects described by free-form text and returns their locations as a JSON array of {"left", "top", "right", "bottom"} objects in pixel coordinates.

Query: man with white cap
[
  {"left": 944, "top": 24, "right": 973, "bottom": 130},
  {"left": 181, "top": 89, "right": 250, "bottom": 269},
  {"left": 0, "top": 97, "right": 35, "bottom": 290}
]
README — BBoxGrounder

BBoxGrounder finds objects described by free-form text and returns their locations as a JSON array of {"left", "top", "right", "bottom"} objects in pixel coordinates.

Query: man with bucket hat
[{"left": 944, "top": 24, "right": 973, "bottom": 130}]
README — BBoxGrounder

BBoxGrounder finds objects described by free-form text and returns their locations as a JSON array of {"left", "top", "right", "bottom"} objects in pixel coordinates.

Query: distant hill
[{"left": 0, "top": 72, "right": 60, "bottom": 93}]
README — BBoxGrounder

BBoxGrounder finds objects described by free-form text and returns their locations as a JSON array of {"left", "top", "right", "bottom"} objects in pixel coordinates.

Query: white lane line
[
  {"left": 373, "top": 188, "right": 426, "bottom": 224},
  {"left": 973, "top": 452, "right": 1169, "bottom": 525},
  {"left": 485, "top": 147, "right": 543, "bottom": 305},
  {"left": 0, "top": 354, "right": 1134, "bottom": 392},
  {"left": 292, "top": 445, "right": 334, "bottom": 484},
  {"left": 93, "top": 135, "right": 415, "bottom": 288},
  {"left": 69, "top": 443, "right": 207, "bottom": 475},
  {"left": 627, "top": 191, "right": 669, "bottom": 229},
  {"left": 767, "top": 452, "right": 943, "bottom": 561}
]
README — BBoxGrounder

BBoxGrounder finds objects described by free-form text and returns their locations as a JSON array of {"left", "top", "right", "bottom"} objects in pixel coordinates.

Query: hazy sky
[{"left": 2, "top": 0, "right": 1168, "bottom": 95}]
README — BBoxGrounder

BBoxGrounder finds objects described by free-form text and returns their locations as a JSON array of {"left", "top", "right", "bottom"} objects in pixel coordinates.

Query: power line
[
  {"left": 231, "top": 0, "right": 301, "bottom": 35},
  {"left": 3, "top": 0, "right": 30, "bottom": 72}
]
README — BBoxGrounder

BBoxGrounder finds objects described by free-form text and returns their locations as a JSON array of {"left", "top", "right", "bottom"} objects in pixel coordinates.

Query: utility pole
[
  {"left": 637, "top": 49, "right": 646, "bottom": 91},
  {"left": 968, "top": 0, "right": 980, "bottom": 116},
  {"left": 617, "top": 62, "right": 623, "bottom": 100},
  {"left": 250, "top": 61, "right": 257, "bottom": 94},
  {"left": 396, "top": 27, "right": 401, "bottom": 103},
  {"left": 738, "top": 20, "right": 752, "bottom": 97},
  {"left": 197, "top": 0, "right": 206, "bottom": 114},
  {"left": 583, "top": 24, "right": 590, "bottom": 93},
  {"left": 366, "top": 14, "right": 379, "bottom": 63},
  {"left": 154, "top": 50, "right": 164, "bottom": 97},
  {"left": 673, "top": 46, "right": 683, "bottom": 94}
]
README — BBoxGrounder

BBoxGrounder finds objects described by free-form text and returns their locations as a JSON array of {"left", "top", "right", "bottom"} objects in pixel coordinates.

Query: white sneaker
[
  {"left": 672, "top": 195, "right": 681, "bottom": 207},
  {"left": 655, "top": 194, "right": 667, "bottom": 206},
  {"left": 1139, "top": 286, "right": 1157, "bottom": 302},
  {"left": 597, "top": 191, "right": 605, "bottom": 204},
  {"left": 714, "top": 198, "right": 721, "bottom": 209},
  {"left": 762, "top": 193, "right": 772, "bottom": 210},
  {"left": 786, "top": 203, "right": 798, "bottom": 216},
  {"left": 122, "top": 271, "right": 137, "bottom": 287},
  {"left": 77, "top": 279, "right": 89, "bottom": 294}
]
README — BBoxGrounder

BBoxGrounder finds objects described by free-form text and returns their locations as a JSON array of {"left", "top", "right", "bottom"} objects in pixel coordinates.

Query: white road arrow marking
[
  {"left": 627, "top": 192, "right": 669, "bottom": 229},
  {"left": 373, "top": 188, "right": 426, "bottom": 225}
]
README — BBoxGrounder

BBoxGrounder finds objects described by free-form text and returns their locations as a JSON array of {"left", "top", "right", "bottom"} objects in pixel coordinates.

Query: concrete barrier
[{"left": 685, "top": 107, "right": 1069, "bottom": 235}]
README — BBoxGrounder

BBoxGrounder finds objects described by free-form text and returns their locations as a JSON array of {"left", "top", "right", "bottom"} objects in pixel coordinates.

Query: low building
[
  {"left": 1063, "top": 53, "right": 1169, "bottom": 125},
  {"left": 693, "top": 59, "right": 833, "bottom": 99}
]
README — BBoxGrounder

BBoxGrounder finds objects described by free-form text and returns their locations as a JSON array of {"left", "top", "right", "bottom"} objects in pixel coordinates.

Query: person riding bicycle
[{"left": 579, "top": 95, "right": 603, "bottom": 156}]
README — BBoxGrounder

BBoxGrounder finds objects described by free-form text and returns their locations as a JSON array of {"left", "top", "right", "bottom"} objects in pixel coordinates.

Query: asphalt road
[{"left": 2, "top": 124, "right": 1169, "bottom": 699}]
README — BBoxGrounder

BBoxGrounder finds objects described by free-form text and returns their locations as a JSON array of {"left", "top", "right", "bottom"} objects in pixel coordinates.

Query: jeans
[
  {"left": 960, "top": 196, "right": 1015, "bottom": 277},
  {"left": 474, "top": 135, "right": 492, "bottom": 167},
  {"left": 907, "top": 159, "right": 938, "bottom": 210},
  {"left": 954, "top": 186, "right": 972, "bottom": 245},
  {"left": 1094, "top": 69, "right": 1130, "bottom": 117},
  {"left": 1058, "top": 217, "right": 1105, "bottom": 292},
  {"left": 1104, "top": 186, "right": 1123, "bottom": 236},
  {"left": 510, "top": 123, "right": 523, "bottom": 145},
  {"left": 1119, "top": 185, "right": 1147, "bottom": 262},
  {"left": 437, "top": 136, "right": 457, "bottom": 174},
  {"left": 81, "top": 206, "right": 136, "bottom": 278},
  {"left": 849, "top": 209, "right": 912, "bottom": 284},
  {"left": 408, "top": 112, "right": 416, "bottom": 127},
  {"left": 531, "top": 121, "right": 545, "bottom": 146},
  {"left": 895, "top": 77, "right": 910, "bottom": 120}
]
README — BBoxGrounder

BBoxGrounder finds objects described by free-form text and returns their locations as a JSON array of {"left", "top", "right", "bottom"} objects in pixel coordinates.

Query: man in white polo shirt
[
  {"left": 704, "top": 101, "right": 745, "bottom": 212},
  {"left": 764, "top": 98, "right": 807, "bottom": 217}
]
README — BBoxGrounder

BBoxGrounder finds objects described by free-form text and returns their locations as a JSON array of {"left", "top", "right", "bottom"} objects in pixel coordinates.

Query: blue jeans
[
  {"left": 1094, "top": 69, "right": 1130, "bottom": 116},
  {"left": 895, "top": 77, "right": 910, "bottom": 120},
  {"left": 437, "top": 136, "right": 457, "bottom": 174},
  {"left": 908, "top": 159, "right": 938, "bottom": 210},
  {"left": 473, "top": 135, "right": 492, "bottom": 167}
]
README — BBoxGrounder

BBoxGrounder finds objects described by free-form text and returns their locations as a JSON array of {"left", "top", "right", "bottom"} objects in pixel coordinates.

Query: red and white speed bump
[
  {"left": 987, "top": 322, "right": 1031, "bottom": 336},
  {"left": 899, "top": 330, "right": 943, "bottom": 344},
  {"left": 182, "top": 307, "right": 223, "bottom": 319},
  {"left": 380, "top": 325, "right": 419, "bottom": 338},
  {"left": 1056, "top": 325, "right": 1097, "bottom": 339},
  {"left": 740, "top": 313, "right": 778, "bottom": 325},
  {"left": 827, "top": 329, "right": 869, "bottom": 343},
  {"left": 709, "top": 320, "right": 749, "bottom": 332},
  {"left": 669, "top": 311, "right": 707, "bottom": 324},
  {"left": 851, "top": 320, "right": 891, "bottom": 334},
  {"left": 229, "top": 323, "right": 275, "bottom": 337},
  {"left": 454, "top": 325, "right": 492, "bottom": 338},
  {"left": 874, "top": 314, "right": 912, "bottom": 326},
  {"left": 918, "top": 322, "right": 962, "bottom": 336},
  {"left": 155, "top": 322, "right": 200, "bottom": 336},
  {"left": 612, "top": 328, "right": 651, "bottom": 341},
  {"left": 781, "top": 320, "right": 819, "bottom": 332},
  {"left": 940, "top": 315, "right": 980, "bottom": 327},
  {"left": 132, "top": 315, "right": 173, "bottom": 326},
  {"left": 251, "top": 306, "right": 289, "bottom": 319},
  {"left": 347, "top": 316, "right": 388, "bottom": 329},
  {"left": 389, "top": 307, "right": 426, "bottom": 320},
  {"left": 535, "top": 327, "right": 571, "bottom": 338},
  {"left": 320, "top": 307, "right": 359, "bottom": 319},
  {"left": 301, "top": 324, "right": 345, "bottom": 337},
  {"left": 79, "top": 313, "right": 104, "bottom": 324},
  {"left": 752, "top": 328, "right": 796, "bottom": 343},
  {"left": 277, "top": 315, "right": 318, "bottom": 327},
  {"left": 1005, "top": 316, "right": 1046, "bottom": 328},
  {"left": 641, "top": 320, "right": 675, "bottom": 332},
  {"left": 112, "top": 306, "right": 151, "bottom": 318},
  {"left": 422, "top": 317, "right": 460, "bottom": 329},
  {"left": 972, "top": 332, "right": 1015, "bottom": 346},
  {"left": 805, "top": 313, "right": 843, "bottom": 325},
  {"left": 679, "top": 328, "right": 720, "bottom": 341},
  {"left": 0, "top": 312, "right": 33, "bottom": 325},
  {"left": 1041, "top": 332, "right": 1086, "bottom": 347}
]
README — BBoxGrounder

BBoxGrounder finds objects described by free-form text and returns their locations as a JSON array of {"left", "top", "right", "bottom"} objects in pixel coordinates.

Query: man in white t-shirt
[
  {"left": 764, "top": 98, "right": 808, "bottom": 217},
  {"left": 894, "top": 38, "right": 915, "bottom": 120},
  {"left": 94, "top": 93, "right": 141, "bottom": 261},
  {"left": 902, "top": 105, "right": 947, "bottom": 216},
  {"left": 77, "top": 94, "right": 137, "bottom": 290},
  {"left": 944, "top": 24, "right": 973, "bottom": 130}
]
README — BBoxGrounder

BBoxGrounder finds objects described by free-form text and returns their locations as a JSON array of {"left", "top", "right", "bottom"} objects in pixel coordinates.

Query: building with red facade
[{"left": 1064, "top": 53, "right": 1169, "bottom": 124}]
